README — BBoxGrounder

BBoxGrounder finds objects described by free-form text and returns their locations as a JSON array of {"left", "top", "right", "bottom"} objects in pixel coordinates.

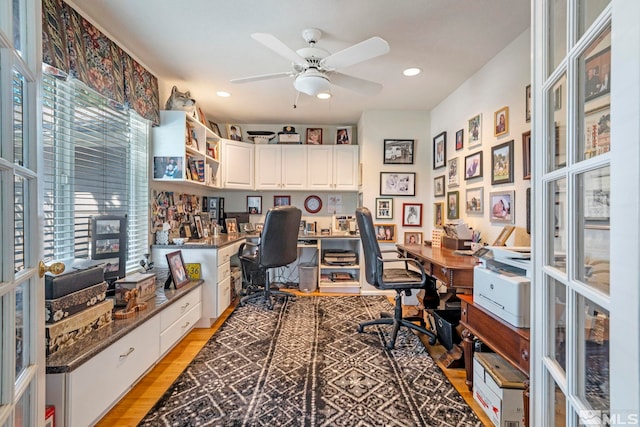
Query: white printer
[{"left": 473, "top": 246, "right": 531, "bottom": 328}]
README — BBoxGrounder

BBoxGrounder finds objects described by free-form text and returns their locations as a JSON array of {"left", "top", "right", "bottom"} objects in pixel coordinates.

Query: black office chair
[
  {"left": 238, "top": 206, "right": 302, "bottom": 309},
  {"left": 355, "top": 207, "right": 438, "bottom": 349}
]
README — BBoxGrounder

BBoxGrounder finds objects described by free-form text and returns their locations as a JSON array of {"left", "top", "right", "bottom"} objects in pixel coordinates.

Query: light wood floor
[{"left": 96, "top": 291, "right": 491, "bottom": 426}]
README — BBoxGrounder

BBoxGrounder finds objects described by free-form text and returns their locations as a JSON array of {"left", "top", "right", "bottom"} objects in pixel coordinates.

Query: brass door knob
[{"left": 38, "top": 261, "right": 65, "bottom": 278}]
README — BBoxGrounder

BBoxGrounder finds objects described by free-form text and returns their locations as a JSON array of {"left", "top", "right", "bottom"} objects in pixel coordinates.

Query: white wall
[{"left": 428, "top": 29, "right": 532, "bottom": 246}]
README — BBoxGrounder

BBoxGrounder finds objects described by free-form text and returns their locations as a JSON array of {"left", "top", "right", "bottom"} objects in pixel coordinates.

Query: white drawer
[
  {"left": 160, "top": 302, "right": 202, "bottom": 355},
  {"left": 218, "top": 261, "right": 231, "bottom": 283},
  {"left": 218, "top": 243, "right": 238, "bottom": 266},
  {"left": 217, "top": 276, "right": 231, "bottom": 317},
  {"left": 68, "top": 316, "right": 160, "bottom": 427},
  {"left": 160, "top": 287, "right": 201, "bottom": 331}
]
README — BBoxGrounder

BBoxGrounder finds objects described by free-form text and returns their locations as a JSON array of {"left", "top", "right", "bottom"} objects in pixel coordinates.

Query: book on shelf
[{"left": 331, "top": 272, "right": 353, "bottom": 282}]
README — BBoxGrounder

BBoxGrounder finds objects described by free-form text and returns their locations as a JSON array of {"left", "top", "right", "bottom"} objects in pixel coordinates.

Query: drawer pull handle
[
  {"left": 182, "top": 321, "right": 190, "bottom": 330},
  {"left": 181, "top": 302, "right": 190, "bottom": 310},
  {"left": 120, "top": 347, "right": 135, "bottom": 359},
  {"left": 441, "top": 267, "right": 448, "bottom": 275}
]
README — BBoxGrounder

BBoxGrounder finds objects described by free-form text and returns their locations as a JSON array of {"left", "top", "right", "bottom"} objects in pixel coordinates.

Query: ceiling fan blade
[
  {"left": 321, "top": 36, "right": 390, "bottom": 70},
  {"left": 230, "top": 71, "right": 293, "bottom": 84},
  {"left": 251, "top": 33, "right": 308, "bottom": 67},
  {"left": 330, "top": 72, "right": 383, "bottom": 95}
]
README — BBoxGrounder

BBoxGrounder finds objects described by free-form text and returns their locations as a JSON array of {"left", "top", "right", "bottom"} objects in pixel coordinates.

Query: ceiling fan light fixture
[
  {"left": 316, "top": 92, "right": 331, "bottom": 100},
  {"left": 294, "top": 71, "right": 330, "bottom": 96},
  {"left": 403, "top": 67, "right": 422, "bottom": 77}
]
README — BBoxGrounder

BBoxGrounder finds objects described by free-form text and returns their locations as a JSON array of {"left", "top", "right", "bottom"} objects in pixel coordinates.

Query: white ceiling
[{"left": 69, "top": 0, "right": 531, "bottom": 125}]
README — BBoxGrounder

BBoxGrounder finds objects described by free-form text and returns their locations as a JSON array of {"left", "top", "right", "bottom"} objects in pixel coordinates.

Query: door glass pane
[
  {"left": 552, "top": 278, "right": 567, "bottom": 371},
  {"left": 12, "top": 0, "right": 23, "bottom": 55},
  {"left": 548, "top": 75, "right": 567, "bottom": 171},
  {"left": 13, "top": 69, "right": 25, "bottom": 167},
  {"left": 548, "top": 0, "right": 567, "bottom": 75},
  {"left": 578, "top": 166, "right": 610, "bottom": 294},
  {"left": 552, "top": 376, "right": 567, "bottom": 426},
  {"left": 579, "top": 27, "right": 611, "bottom": 161},
  {"left": 14, "top": 175, "right": 25, "bottom": 274},
  {"left": 16, "top": 282, "right": 27, "bottom": 377},
  {"left": 578, "top": 295, "right": 609, "bottom": 412},
  {"left": 578, "top": 0, "right": 611, "bottom": 39},
  {"left": 15, "top": 382, "right": 31, "bottom": 427},
  {"left": 549, "top": 178, "right": 567, "bottom": 271}
]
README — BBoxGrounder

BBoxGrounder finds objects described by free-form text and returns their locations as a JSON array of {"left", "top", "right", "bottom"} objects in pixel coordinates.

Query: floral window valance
[{"left": 42, "top": 0, "right": 160, "bottom": 125}]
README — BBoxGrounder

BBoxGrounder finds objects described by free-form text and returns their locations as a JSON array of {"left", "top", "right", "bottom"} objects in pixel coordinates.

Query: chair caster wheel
[
  {"left": 357, "top": 325, "right": 364, "bottom": 333},
  {"left": 428, "top": 336, "right": 437, "bottom": 345}
]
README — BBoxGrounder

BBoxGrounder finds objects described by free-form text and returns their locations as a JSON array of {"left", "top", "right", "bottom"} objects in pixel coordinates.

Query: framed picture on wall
[
  {"left": 404, "top": 232, "right": 423, "bottom": 245},
  {"left": 306, "top": 128, "right": 323, "bottom": 145},
  {"left": 447, "top": 191, "right": 460, "bottom": 220},
  {"left": 434, "top": 175, "right": 445, "bottom": 197},
  {"left": 433, "top": 131, "right": 446, "bottom": 169},
  {"left": 374, "top": 224, "right": 396, "bottom": 243},
  {"left": 522, "top": 131, "right": 531, "bottom": 180},
  {"left": 383, "top": 139, "right": 414, "bottom": 164},
  {"left": 525, "top": 84, "right": 532, "bottom": 123},
  {"left": 380, "top": 172, "right": 415, "bottom": 196},
  {"left": 274, "top": 195, "right": 291, "bottom": 207},
  {"left": 402, "top": 203, "right": 422, "bottom": 226},
  {"left": 455, "top": 129, "right": 464, "bottom": 150},
  {"left": 375, "top": 197, "right": 393, "bottom": 219},
  {"left": 247, "top": 196, "right": 262, "bottom": 214},
  {"left": 468, "top": 113, "right": 482, "bottom": 146},
  {"left": 489, "top": 191, "right": 515, "bottom": 224},
  {"left": 494, "top": 106, "right": 509, "bottom": 137},
  {"left": 465, "top": 187, "right": 484, "bottom": 214},
  {"left": 433, "top": 202, "right": 444, "bottom": 228},
  {"left": 447, "top": 157, "right": 459, "bottom": 187},
  {"left": 491, "top": 140, "right": 515, "bottom": 185},
  {"left": 336, "top": 126, "right": 351, "bottom": 144},
  {"left": 464, "top": 151, "right": 483, "bottom": 180}
]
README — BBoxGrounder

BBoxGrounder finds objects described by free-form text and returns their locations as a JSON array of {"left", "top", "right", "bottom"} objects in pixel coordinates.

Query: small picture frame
[
  {"left": 522, "top": 131, "right": 531, "bottom": 180},
  {"left": 447, "top": 191, "right": 460, "bottom": 220},
  {"left": 209, "top": 121, "right": 221, "bottom": 136},
  {"left": 465, "top": 187, "right": 484, "bottom": 214},
  {"left": 226, "top": 124, "right": 243, "bottom": 141},
  {"left": 434, "top": 175, "right": 445, "bottom": 197},
  {"left": 90, "top": 215, "right": 127, "bottom": 282},
  {"left": 380, "top": 172, "right": 416, "bottom": 196},
  {"left": 447, "top": 157, "right": 459, "bottom": 187},
  {"left": 153, "top": 156, "right": 183, "bottom": 180},
  {"left": 225, "top": 218, "right": 238, "bottom": 234},
  {"left": 404, "top": 232, "right": 423, "bottom": 245},
  {"left": 194, "top": 215, "right": 205, "bottom": 238},
  {"left": 374, "top": 224, "right": 396, "bottom": 243},
  {"left": 306, "top": 128, "right": 323, "bottom": 145},
  {"left": 494, "top": 106, "right": 509, "bottom": 137},
  {"left": 525, "top": 84, "right": 532, "bottom": 123},
  {"left": 166, "top": 250, "right": 190, "bottom": 289},
  {"left": 402, "top": 203, "right": 422, "bottom": 226},
  {"left": 492, "top": 225, "right": 516, "bottom": 246},
  {"left": 375, "top": 197, "right": 393, "bottom": 219},
  {"left": 491, "top": 140, "right": 515, "bottom": 185},
  {"left": 247, "top": 195, "right": 262, "bottom": 214},
  {"left": 455, "top": 129, "right": 464, "bottom": 150},
  {"left": 490, "top": 191, "right": 515, "bottom": 224},
  {"left": 464, "top": 151, "right": 483, "bottom": 180},
  {"left": 434, "top": 202, "right": 445, "bottom": 228},
  {"left": 274, "top": 195, "right": 291, "bottom": 207},
  {"left": 336, "top": 126, "right": 351, "bottom": 144},
  {"left": 468, "top": 113, "right": 482, "bottom": 146},
  {"left": 383, "top": 139, "right": 414, "bottom": 164},
  {"left": 585, "top": 46, "right": 611, "bottom": 102},
  {"left": 433, "top": 131, "right": 447, "bottom": 169}
]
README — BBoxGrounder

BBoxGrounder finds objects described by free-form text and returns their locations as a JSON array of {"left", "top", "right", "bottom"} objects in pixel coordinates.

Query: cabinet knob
[
  {"left": 521, "top": 349, "right": 529, "bottom": 361},
  {"left": 119, "top": 347, "right": 135, "bottom": 359}
]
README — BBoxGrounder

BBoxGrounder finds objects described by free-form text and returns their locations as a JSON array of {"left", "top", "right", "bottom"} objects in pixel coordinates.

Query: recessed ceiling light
[
  {"left": 403, "top": 67, "right": 422, "bottom": 77},
  {"left": 317, "top": 92, "right": 331, "bottom": 100},
  {"left": 216, "top": 91, "right": 231, "bottom": 97}
]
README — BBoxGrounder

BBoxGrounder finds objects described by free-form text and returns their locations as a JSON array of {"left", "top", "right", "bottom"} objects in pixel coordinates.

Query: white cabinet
[
  {"left": 307, "top": 145, "right": 358, "bottom": 191},
  {"left": 153, "top": 110, "right": 221, "bottom": 188},
  {"left": 255, "top": 145, "right": 307, "bottom": 189},
  {"left": 159, "top": 288, "right": 202, "bottom": 355},
  {"left": 222, "top": 139, "right": 254, "bottom": 189}
]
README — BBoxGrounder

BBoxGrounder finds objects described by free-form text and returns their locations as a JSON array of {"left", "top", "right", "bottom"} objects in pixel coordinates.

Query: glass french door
[
  {"left": 0, "top": 0, "right": 45, "bottom": 425},
  {"left": 532, "top": 0, "right": 640, "bottom": 425}
]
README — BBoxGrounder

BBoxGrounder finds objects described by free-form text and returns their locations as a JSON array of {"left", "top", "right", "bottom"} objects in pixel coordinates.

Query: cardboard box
[
  {"left": 473, "top": 352, "right": 527, "bottom": 426},
  {"left": 442, "top": 236, "right": 472, "bottom": 250},
  {"left": 277, "top": 133, "right": 301, "bottom": 144},
  {"left": 114, "top": 272, "right": 157, "bottom": 306}
]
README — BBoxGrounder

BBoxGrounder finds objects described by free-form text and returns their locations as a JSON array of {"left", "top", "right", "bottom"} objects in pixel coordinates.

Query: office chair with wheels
[
  {"left": 355, "top": 207, "right": 438, "bottom": 349},
  {"left": 238, "top": 206, "right": 302, "bottom": 309}
]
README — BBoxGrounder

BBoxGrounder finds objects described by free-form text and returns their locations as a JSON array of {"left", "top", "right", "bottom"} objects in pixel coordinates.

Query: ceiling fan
[{"left": 230, "top": 28, "right": 390, "bottom": 98}]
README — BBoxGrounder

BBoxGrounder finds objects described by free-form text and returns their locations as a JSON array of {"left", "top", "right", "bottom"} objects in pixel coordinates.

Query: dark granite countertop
[{"left": 46, "top": 280, "right": 203, "bottom": 374}]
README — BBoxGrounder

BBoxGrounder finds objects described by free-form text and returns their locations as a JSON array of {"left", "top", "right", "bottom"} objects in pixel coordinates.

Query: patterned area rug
[{"left": 140, "top": 296, "right": 481, "bottom": 426}]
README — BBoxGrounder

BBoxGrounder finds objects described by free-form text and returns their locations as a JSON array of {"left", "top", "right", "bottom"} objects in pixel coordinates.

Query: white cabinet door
[
  {"left": 333, "top": 145, "right": 358, "bottom": 190},
  {"left": 222, "top": 139, "right": 254, "bottom": 189},
  {"left": 307, "top": 145, "right": 334, "bottom": 190},
  {"left": 255, "top": 145, "right": 282, "bottom": 189},
  {"left": 281, "top": 145, "right": 307, "bottom": 189}
]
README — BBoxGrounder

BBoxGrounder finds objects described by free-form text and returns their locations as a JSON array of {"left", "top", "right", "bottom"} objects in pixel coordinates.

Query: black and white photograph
[
  {"left": 95, "top": 219, "right": 121, "bottom": 234},
  {"left": 380, "top": 172, "right": 416, "bottom": 196},
  {"left": 434, "top": 175, "right": 445, "bottom": 197},
  {"left": 447, "top": 157, "right": 459, "bottom": 187},
  {"left": 402, "top": 203, "right": 422, "bottom": 226},
  {"left": 433, "top": 131, "right": 446, "bottom": 169},
  {"left": 375, "top": 198, "right": 393, "bottom": 219},
  {"left": 468, "top": 113, "right": 482, "bottom": 146},
  {"left": 383, "top": 139, "right": 414, "bottom": 164}
]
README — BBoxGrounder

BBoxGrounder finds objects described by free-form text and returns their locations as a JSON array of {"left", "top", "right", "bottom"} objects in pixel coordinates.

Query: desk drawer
[
  {"left": 217, "top": 276, "right": 231, "bottom": 317},
  {"left": 218, "top": 261, "right": 231, "bottom": 283},
  {"left": 218, "top": 241, "right": 242, "bottom": 266},
  {"left": 160, "top": 287, "right": 201, "bottom": 331},
  {"left": 160, "top": 302, "right": 201, "bottom": 355}
]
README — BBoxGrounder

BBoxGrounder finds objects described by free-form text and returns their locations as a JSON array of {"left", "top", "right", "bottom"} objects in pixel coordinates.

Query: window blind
[{"left": 42, "top": 74, "right": 149, "bottom": 275}]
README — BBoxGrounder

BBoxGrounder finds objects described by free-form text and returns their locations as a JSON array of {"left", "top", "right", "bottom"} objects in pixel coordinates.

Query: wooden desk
[
  {"left": 459, "top": 294, "right": 530, "bottom": 426},
  {"left": 396, "top": 244, "right": 479, "bottom": 291}
]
